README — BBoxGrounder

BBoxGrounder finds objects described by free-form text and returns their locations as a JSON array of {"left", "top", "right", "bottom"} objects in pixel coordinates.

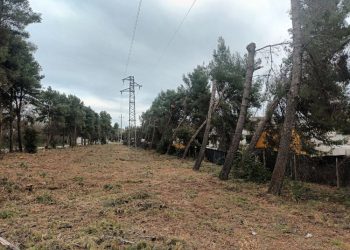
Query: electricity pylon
[{"left": 121, "top": 76, "right": 142, "bottom": 147}]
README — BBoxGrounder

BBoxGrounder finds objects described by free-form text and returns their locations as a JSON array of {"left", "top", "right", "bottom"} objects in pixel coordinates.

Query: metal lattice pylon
[{"left": 121, "top": 76, "right": 142, "bottom": 147}]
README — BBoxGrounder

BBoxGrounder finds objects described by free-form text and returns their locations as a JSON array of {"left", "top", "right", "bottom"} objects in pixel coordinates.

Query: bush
[
  {"left": 289, "top": 180, "right": 311, "bottom": 202},
  {"left": 233, "top": 151, "right": 271, "bottom": 183},
  {"left": 101, "top": 137, "right": 107, "bottom": 145},
  {"left": 156, "top": 137, "right": 170, "bottom": 154},
  {"left": 24, "top": 127, "right": 38, "bottom": 153},
  {"left": 36, "top": 193, "right": 55, "bottom": 205}
]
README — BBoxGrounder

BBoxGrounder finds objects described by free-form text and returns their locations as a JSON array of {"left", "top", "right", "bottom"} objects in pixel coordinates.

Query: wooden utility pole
[{"left": 193, "top": 81, "right": 217, "bottom": 171}]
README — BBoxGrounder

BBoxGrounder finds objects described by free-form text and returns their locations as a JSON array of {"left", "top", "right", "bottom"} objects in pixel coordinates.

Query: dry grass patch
[{"left": 0, "top": 144, "right": 349, "bottom": 249}]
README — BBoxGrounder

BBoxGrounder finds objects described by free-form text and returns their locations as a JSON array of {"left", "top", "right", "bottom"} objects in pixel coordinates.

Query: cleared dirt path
[{"left": 0, "top": 144, "right": 349, "bottom": 249}]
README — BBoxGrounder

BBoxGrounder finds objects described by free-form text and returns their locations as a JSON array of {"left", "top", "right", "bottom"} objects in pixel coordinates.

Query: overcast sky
[{"left": 27, "top": 0, "right": 291, "bottom": 126}]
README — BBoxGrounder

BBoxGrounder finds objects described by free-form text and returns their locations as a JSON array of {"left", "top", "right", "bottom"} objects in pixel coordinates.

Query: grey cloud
[{"left": 28, "top": 0, "right": 291, "bottom": 124}]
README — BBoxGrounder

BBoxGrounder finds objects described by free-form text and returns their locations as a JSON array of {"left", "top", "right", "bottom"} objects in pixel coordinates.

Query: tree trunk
[
  {"left": 73, "top": 124, "right": 77, "bottom": 147},
  {"left": 9, "top": 98, "right": 13, "bottom": 153},
  {"left": 182, "top": 85, "right": 227, "bottom": 159},
  {"left": 16, "top": 110, "right": 22, "bottom": 152},
  {"left": 246, "top": 97, "right": 280, "bottom": 154},
  {"left": 219, "top": 42, "right": 256, "bottom": 180},
  {"left": 166, "top": 119, "right": 186, "bottom": 155},
  {"left": 336, "top": 157, "right": 340, "bottom": 188},
  {"left": 149, "top": 122, "right": 156, "bottom": 149},
  {"left": 193, "top": 81, "right": 217, "bottom": 171},
  {"left": 0, "top": 103, "right": 3, "bottom": 156},
  {"left": 268, "top": 0, "right": 303, "bottom": 195},
  {"left": 182, "top": 119, "right": 206, "bottom": 159}
]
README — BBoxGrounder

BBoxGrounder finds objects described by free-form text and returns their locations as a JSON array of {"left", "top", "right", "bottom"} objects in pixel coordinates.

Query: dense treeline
[
  {"left": 139, "top": 0, "right": 350, "bottom": 195},
  {"left": 36, "top": 87, "right": 116, "bottom": 148},
  {"left": 140, "top": 39, "right": 261, "bottom": 155},
  {"left": 0, "top": 0, "right": 116, "bottom": 153}
]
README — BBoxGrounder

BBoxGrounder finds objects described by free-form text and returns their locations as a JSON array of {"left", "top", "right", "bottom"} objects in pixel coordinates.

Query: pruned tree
[
  {"left": 193, "top": 81, "right": 217, "bottom": 170},
  {"left": 268, "top": 0, "right": 303, "bottom": 195},
  {"left": 219, "top": 42, "right": 256, "bottom": 180}
]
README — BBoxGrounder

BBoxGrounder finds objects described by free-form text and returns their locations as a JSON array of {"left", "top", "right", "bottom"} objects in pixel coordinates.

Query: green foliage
[
  {"left": 0, "top": 178, "right": 19, "bottom": 193},
  {"left": 36, "top": 193, "right": 55, "bottom": 205},
  {"left": 0, "top": 210, "right": 14, "bottom": 219},
  {"left": 23, "top": 127, "right": 38, "bottom": 153},
  {"left": 288, "top": 181, "right": 311, "bottom": 202},
  {"left": 103, "top": 191, "right": 150, "bottom": 208},
  {"left": 141, "top": 68, "right": 208, "bottom": 152},
  {"left": 295, "top": 0, "right": 350, "bottom": 144},
  {"left": 210, "top": 38, "right": 261, "bottom": 151},
  {"left": 156, "top": 132, "right": 171, "bottom": 154},
  {"left": 35, "top": 87, "right": 112, "bottom": 147},
  {"left": 100, "top": 111, "right": 112, "bottom": 144},
  {"left": 0, "top": 0, "right": 41, "bottom": 33},
  {"left": 233, "top": 152, "right": 271, "bottom": 183},
  {"left": 103, "top": 184, "right": 114, "bottom": 191}
]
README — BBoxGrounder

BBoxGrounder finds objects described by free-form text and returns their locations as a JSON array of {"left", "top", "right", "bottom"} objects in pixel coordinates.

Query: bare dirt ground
[{"left": 0, "top": 144, "right": 349, "bottom": 249}]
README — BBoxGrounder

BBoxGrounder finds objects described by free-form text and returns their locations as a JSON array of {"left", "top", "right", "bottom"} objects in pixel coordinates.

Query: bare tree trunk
[
  {"left": 336, "top": 157, "right": 340, "bottom": 188},
  {"left": 73, "top": 124, "right": 77, "bottom": 147},
  {"left": 246, "top": 97, "right": 280, "bottom": 154},
  {"left": 182, "top": 85, "right": 227, "bottom": 159},
  {"left": 182, "top": 119, "right": 206, "bottom": 159},
  {"left": 219, "top": 43, "right": 256, "bottom": 180},
  {"left": 268, "top": 0, "right": 303, "bottom": 195},
  {"left": 149, "top": 121, "right": 156, "bottom": 149},
  {"left": 167, "top": 98, "right": 189, "bottom": 155},
  {"left": 0, "top": 103, "right": 3, "bottom": 156},
  {"left": 193, "top": 81, "right": 217, "bottom": 171},
  {"left": 9, "top": 96, "right": 13, "bottom": 153},
  {"left": 16, "top": 110, "right": 22, "bottom": 152}
]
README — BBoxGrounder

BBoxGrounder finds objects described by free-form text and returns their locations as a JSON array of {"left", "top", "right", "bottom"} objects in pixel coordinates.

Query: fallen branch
[
  {"left": 118, "top": 237, "right": 135, "bottom": 245},
  {"left": 0, "top": 237, "right": 20, "bottom": 250}
]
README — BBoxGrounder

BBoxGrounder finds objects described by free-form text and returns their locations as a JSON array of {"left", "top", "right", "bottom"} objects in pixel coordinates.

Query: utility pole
[{"left": 121, "top": 76, "right": 142, "bottom": 148}]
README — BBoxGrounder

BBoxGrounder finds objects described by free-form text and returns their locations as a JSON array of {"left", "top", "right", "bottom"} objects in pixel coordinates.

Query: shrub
[
  {"left": 36, "top": 193, "right": 55, "bottom": 205},
  {"left": 233, "top": 151, "right": 271, "bottom": 183},
  {"left": 24, "top": 127, "right": 38, "bottom": 153},
  {"left": 0, "top": 210, "right": 14, "bottom": 219},
  {"left": 156, "top": 137, "right": 170, "bottom": 154},
  {"left": 289, "top": 181, "right": 311, "bottom": 202}
]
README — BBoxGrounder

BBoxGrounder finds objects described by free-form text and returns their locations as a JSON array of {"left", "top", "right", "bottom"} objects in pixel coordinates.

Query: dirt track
[{"left": 0, "top": 144, "right": 349, "bottom": 249}]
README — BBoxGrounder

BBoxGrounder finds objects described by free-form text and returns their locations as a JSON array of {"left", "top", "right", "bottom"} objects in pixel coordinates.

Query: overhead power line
[
  {"left": 124, "top": 0, "right": 143, "bottom": 76},
  {"left": 156, "top": 0, "right": 198, "bottom": 65}
]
